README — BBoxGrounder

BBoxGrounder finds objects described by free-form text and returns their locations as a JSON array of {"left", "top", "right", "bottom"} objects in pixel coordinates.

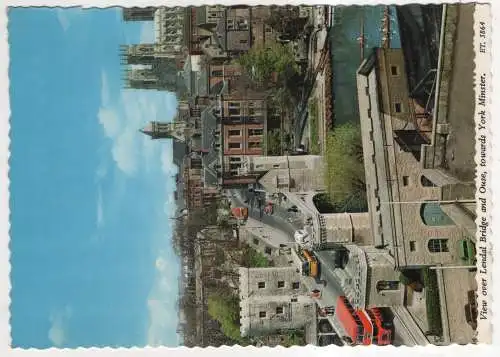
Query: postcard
[{"left": 4, "top": 2, "right": 492, "bottom": 350}]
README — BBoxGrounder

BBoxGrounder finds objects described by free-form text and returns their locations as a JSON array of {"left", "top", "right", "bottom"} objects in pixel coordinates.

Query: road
[{"left": 228, "top": 187, "right": 302, "bottom": 238}]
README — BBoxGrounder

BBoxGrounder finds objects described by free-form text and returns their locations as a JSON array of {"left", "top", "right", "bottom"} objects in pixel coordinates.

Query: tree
[
  {"left": 238, "top": 43, "right": 298, "bottom": 85},
  {"left": 207, "top": 292, "right": 244, "bottom": 343},
  {"left": 324, "top": 123, "right": 366, "bottom": 205},
  {"left": 266, "top": 6, "right": 307, "bottom": 40}
]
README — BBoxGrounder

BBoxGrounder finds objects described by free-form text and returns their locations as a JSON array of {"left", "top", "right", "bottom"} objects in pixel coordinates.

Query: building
[
  {"left": 154, "top": 7, "right": 185, "bottom": 50},
  {"left": 140, "top": 121, "right": 192, "bottom": 143},
  {"left": 239, "top": 267, "right": 314, "bottom": 337},
  {"left": 123, "top": 7, "right": 156, "bottom": 22},
  {"left": 215, "top": 7, "right": 252, "bottom": 55},
  {"left": 331, "top": 244, "right": 403, "bottom": 309},
  {"left": 255, "top": 155, "right": 326, "bottom": 193},
  {"left": 356, "top": 48, "right": 476, "bottom": 268}
]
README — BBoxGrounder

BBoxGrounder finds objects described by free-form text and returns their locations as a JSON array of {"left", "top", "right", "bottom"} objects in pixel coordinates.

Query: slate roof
[{"left": 201, "top": 106, "right": 220, "bottom": 186}]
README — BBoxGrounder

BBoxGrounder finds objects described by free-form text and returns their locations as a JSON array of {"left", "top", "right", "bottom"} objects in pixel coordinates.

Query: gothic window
[{"left": 428, "top": 239, "right": 449, "bottom": 253}]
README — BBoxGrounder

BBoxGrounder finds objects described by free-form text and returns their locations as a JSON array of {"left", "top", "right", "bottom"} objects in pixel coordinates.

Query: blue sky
[{"left": 8, "top": 7, "right": 180, "bottom": 348}]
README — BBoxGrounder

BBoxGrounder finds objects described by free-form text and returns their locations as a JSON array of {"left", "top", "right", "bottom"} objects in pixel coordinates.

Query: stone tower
[
  {"left": 120, "top": 44, "right": 156, "bottom": 65},
  {"left": 140, "top": 121, "right": 188, "bottom": 143},
  {"left": 122, "top": 7, "right": 156, "bottom": 22}
]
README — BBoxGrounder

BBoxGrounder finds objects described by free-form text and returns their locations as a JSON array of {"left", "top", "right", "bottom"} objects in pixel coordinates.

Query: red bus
[
  {"left": 366, "top": 308, "right": 392, "bottom": 345},
  {"left": 335, "top": 296, "right": 366, "bottom": 345},
  {"left": 336, "top": 296, "right": 393, "bottom": 346},
  {"left": 355, "top": 309, "right": 373, "bottom": 345}
]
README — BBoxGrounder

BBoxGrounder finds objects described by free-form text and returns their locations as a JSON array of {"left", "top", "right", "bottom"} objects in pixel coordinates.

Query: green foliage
[
  {"left": 242, "top": 245, "right": 271, "bottom": 267},
  {"left": 266, "top": 130, "right": 282, "bottom": 156},
  {"left": 238, "top": 43, "right": 298, "bottom": 84},
  {"left": 422, "top": 268, "right": 443, "bottom": 336},
  {"left": 281, "top": 331, "right": 306, "bottom": 347},
  {"left": 324, "top": 123, "right": 367, "bottom": 205},
  {"left": 207, "top": 292, "right": 242, "bottom": 342}
]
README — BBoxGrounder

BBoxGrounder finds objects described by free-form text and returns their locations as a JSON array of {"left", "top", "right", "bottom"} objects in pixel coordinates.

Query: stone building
[
  {"left": 255, "top": 155, "right": 326, "bottom": 193},
  {"left": 356, "top": 48, "right": 476, "bottom": 268},
  {"left": 239, "top": 267, "right": 314, "bottom": 337},
  {"left": 332, "top": 244, "right": 403, "bottom": 309},
  {"left": 154, "top": 7, "right": 185, "bottom": 50}
]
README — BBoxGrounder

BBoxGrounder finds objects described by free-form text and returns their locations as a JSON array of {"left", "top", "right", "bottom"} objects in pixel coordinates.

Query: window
[
  {"left": 421, "top": 175, "right": 437, "bottom": 187},
  {"left": 248, "top": 128, "right": 263, "bottom": 136},
  {"left": 409, "top": 241, "right": 416, "bottom": 251},
  {"left": 276, "top": 307, "right": 284, "bottom": 314},
  {"left": 277, "top": 281, "right": 285, "bottom": 288},
  {"left": 394, "top": 102, "right": 402, "bottom": 113},
  {"left": 248, "top": 142, "right": 260, "bottom": 149},
  {"left": 292, "top": 282, "right": 300, "bottom": 290},
  {"left": 273, "top": 164, "right": 280, "bottom": 169},
  {"left": 229, "top": 108, "right": 240, "bottom": 116},
  {"left": 420, "top": 202, "right": 454, "bottom": 226},
  {"left": 228, "top": 142, "right": 241, "bottom": 149},
  {"left": 390, "top": 65, "right": 399, "bottom": 76},
  {"left": 258, "top": 282, "right": 266, "bottom": 289},
  {"left": 240, "top": 39, "right": 248, "bottom": 44},
  {"left": 402, "top": 176, "right": 409, "bottom": 186},
  {"left": 291, "top": 297, "right": 298, "bottom": 302},
  {"left": 253, "top": 238, "right": 259, "bottom": 245},
  {"left": 264, "top": 247, "right": 272, "bottom": 255},
  {"left": 228, "top": 102, "right": 240, "bottom": 108},
  {"left": 211, "top": 70, "right": 223, "bottom": 77},
  {"left": 428, "top": 239, "right": 449, "bottom": 253},
  {"left": 228, "top": 129, "right": 241, "bottom": 136},
  {"left": 259, "top": 311, "right": 266, "bottom": 318}
]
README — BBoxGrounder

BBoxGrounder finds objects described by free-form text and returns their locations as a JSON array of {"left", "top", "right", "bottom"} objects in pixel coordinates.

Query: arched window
[
  {"left": 428, "top": 239, "right": 449, "bottom": 253},
  {"left": 421, "top": 175, "right": 437, "bottom": 187},
  {"left": 420, "top": 202, "right": 454, "bottom": 226}
]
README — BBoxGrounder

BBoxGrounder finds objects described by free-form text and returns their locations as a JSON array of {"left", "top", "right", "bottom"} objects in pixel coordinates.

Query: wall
[{"left": 239, "top": 267, "right": 314, "bottom": 337}]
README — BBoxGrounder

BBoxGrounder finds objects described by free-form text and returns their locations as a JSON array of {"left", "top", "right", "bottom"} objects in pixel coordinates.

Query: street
[{"left": 229, "top": 187, "right": 302, "bottom": 237}]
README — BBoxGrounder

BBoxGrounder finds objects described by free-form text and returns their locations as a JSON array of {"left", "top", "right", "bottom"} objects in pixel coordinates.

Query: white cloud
[
  {"left": 48, "top": 306, "right": 72, "bottom": 347},
  {"left": 146, "top": 249, "right": 181, "bottom": 347},
  {"left": 160, "top": 146, "right": 177, "bottom": 176},
  {"left": 56, "top": 8, "right": 83, "bottom": 32},
  {"left": 97, "top": 70, "right": 178, "bottom": 177},
  {"left": 100, "top": 70, "right": 110, "bottom": 106},
  {"left": 140, "top": 22, "right": 156, "bottom": 44},
  {"left": 56, "top": 9, "right": 71, "bottom": 32}
]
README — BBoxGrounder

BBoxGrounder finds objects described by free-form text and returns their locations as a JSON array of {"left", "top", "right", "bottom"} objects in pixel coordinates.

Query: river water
[{"left": 329, "top": 6, "right": 401, "bottom": 126}]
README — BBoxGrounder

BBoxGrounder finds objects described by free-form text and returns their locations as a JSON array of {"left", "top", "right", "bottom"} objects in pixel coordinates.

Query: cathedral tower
[{"left": 140, "top": 122, "right": 188, "bottom": 142}]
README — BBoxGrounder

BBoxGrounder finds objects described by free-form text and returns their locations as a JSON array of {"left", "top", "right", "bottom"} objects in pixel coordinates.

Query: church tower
[{"left": 140, "top": 121, "right": 188, "bottom": 143}]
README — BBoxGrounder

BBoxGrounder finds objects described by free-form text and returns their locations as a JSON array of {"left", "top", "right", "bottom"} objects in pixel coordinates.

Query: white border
[{"left": 1, "top": 0, "right": 499, "bottom": 356}]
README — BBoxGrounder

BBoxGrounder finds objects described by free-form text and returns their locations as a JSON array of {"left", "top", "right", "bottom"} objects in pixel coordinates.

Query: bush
[
  {"left": 324, "top": 123, "right": 367, "bottom": 206},
  {"left": 422, "top": 268, "right": 443, "bottom": 336},
  {"left": 207, "top": 292, "right": 243, "bottom": 343}
]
